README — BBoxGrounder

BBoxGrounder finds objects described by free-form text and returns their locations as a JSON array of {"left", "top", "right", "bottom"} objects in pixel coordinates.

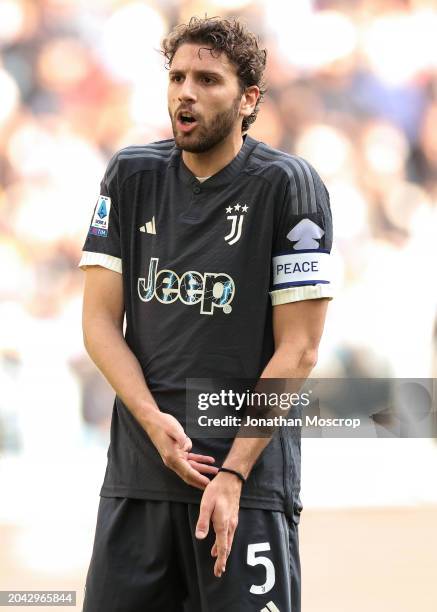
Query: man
[{"left": 79, "top": 16, "right": 333, "bottom": 612}]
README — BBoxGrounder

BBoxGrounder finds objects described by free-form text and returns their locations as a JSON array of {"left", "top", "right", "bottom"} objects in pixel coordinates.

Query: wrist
[
  {"left": 135, "top": 401, "right": 161, "bottom": 432},
  {"left": 216, "top": 470, "right": 244, "bottom": 491},
  {"left": 222, "top": 463, "right": 250, "bottom": 481},
  {"left": 218, "top": 466, "right": 246, "bottom": 485}
]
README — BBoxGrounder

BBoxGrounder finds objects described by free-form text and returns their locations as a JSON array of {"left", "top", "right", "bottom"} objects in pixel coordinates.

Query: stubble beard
[{"left": 170, "top": 95, "right": 242, "bottom": 153}]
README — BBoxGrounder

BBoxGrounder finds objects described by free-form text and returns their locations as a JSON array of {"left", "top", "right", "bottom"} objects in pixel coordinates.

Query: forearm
[
  {"left": 223, "top": 343, "right": 317, "bottom": 478},
  {"left": 83, "top": 317, "right": 160, "bottom": 430}
]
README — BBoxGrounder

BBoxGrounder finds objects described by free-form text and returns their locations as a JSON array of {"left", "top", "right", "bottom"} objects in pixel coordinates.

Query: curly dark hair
[{"left": 161, "top": 16, "right": 267, "bottom": 133}]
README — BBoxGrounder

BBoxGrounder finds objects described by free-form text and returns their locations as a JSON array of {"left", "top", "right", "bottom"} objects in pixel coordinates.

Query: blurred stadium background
[{"left": 0, "top": 0, "right": 436, "bottom": 610}]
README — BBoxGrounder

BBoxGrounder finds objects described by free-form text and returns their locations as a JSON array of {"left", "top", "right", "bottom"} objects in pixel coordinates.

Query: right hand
[{"left": 144, "top": 411, "right": 218, "bottom": 490}]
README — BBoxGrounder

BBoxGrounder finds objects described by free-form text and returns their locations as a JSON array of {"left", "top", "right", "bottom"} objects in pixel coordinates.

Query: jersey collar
[{"left": 170, "top": 133, "right": 259, "bottom": 189}]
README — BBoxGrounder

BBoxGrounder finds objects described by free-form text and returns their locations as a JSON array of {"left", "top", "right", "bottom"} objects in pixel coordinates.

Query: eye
[
  {"left": 202, "top": 76, "right": 214, "bottom": 84},
  {"left": 170, "top": 74, "right": 183, "bottom": 82}
]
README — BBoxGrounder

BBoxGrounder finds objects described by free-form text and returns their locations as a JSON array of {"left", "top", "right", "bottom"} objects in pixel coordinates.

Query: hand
[
  {"left": 195, "top": 471, "right": 243, "bottom": 577},
  {"left": 144, "top": 411, "right": 218, "bottom": 489}
]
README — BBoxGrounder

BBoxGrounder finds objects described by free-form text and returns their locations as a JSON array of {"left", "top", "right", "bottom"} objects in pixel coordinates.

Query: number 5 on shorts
[{"left": 247, "top": 542, "right": 276, "bottom": 594}]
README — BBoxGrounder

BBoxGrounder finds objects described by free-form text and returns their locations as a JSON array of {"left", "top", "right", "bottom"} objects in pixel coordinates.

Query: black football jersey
[{"left": 79, "top": 133, "right": 333, "bottom": 517}]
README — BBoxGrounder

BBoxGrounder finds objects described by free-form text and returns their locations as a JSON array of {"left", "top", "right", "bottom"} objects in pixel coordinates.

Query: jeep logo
[{"left": 138, "top": 257, "right": 235, "bottom": 315}]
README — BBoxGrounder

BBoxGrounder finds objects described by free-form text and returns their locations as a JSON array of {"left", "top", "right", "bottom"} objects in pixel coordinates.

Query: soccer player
[{"left": 79, "top": 16, "right": 333, "bottom": 612}]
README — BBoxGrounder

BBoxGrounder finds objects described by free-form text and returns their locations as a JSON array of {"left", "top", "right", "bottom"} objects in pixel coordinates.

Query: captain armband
[{"left": 271, "top": 250, "right": 332, "bottom": 291}]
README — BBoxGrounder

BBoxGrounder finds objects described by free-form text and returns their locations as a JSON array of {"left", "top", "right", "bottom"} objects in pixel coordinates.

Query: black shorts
[{"left": 83, "top": 497, "right": 301, "bottom": 612}]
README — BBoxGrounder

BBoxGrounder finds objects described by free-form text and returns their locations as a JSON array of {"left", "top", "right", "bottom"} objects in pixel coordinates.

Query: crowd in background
[{"left": 1, "top": 0, "right": 436, "bottom": 456}]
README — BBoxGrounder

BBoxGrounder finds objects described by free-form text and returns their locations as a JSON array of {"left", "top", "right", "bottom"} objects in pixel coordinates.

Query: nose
[{"left": 178, "top": 76, "right": 196, "bottom": 103}]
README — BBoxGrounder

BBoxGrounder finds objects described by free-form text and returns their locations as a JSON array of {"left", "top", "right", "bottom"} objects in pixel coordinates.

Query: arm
[
  {"left": 82, "top": 265, "right": 218, "bottom": 489},
  {"left": 196, "top": 297, "right": 330, "bottom": 576},
  {"left": 221, "top": 297, "right": 330, "bottom": 476}
]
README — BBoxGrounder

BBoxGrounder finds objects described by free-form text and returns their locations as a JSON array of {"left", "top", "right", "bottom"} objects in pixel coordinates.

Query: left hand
[{"left": 195, "top": 471, "right": 243, "bottom": 577}]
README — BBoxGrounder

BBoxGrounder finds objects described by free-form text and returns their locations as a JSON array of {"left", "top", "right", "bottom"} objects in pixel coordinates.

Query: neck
[{"left": 182, "top": 131, "right": 244, "bottom": 178}]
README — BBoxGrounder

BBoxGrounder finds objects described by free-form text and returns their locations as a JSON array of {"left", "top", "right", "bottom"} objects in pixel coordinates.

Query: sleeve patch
[
  {"left": 89, "top": 195, "right": 111, "bottom": 237},
  {"left": 287, "top": 218, "right": 324, "bottom": 249}
]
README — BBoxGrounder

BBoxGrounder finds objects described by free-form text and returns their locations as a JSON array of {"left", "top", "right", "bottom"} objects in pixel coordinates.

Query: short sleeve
[
  {"left": 270, "top": 158, "right": 334, "bottom": 305},
  {"left": 78, "top": 153, "right": 122, "bottom": 274}
]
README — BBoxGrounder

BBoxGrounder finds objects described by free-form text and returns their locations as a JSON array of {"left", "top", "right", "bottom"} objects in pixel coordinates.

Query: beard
[{"left": 169, "top": 95, "right": 241, "bottom": 153}]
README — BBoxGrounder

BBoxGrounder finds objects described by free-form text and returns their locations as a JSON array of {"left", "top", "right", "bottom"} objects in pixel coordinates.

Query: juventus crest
[{"left": 224, "top": 202, "right": 249, "bottom": 245}]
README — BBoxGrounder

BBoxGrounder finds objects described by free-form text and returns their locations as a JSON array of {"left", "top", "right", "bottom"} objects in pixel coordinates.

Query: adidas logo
[
  {"left": 139, "top": 216, "right": 156, "bottom": 235},
  {"left": 260, "top": 602, "right": 280, "bottom": 612}
]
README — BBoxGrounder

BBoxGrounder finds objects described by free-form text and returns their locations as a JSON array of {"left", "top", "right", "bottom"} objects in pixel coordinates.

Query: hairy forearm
[
  {"left": 223, "top": 343, "right": 317, "bottom": 478},
  {"left": 83, "top": 317, "right": 160, "bottom": 429}
]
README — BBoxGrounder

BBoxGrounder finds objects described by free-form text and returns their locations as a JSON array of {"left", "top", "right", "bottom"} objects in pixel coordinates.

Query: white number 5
[{"left": 247, "top": 542, "right": 276, "bottom": 594}]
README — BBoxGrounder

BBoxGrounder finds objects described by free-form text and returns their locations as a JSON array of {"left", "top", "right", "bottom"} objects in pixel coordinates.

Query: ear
[{"left": 240, "top": 85, "right": 260, "bottom": 118}]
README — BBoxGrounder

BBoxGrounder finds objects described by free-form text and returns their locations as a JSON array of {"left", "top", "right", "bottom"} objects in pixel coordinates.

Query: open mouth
[
  {"left": 177, "top": 112, "right": 198, "bottom": 132},
  {"left": 180, "top": 114, "right": 196, "bottom": 124}
]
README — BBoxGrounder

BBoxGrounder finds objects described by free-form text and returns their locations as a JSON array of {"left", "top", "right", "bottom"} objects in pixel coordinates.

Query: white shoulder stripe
[{"left": 78, "top": 251, "right": 122, "bottom": 274}]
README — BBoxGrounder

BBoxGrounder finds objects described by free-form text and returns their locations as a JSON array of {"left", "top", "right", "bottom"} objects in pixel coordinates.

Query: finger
[
  {"left": 181, "top": 436, "right": 192, "bottom": 452},
  {"left": 213, "top": 523, "right": 228, "bottom": 577},
  {"left": 167, "top": 420, "right": 189, "bottom": 448},
  {"left": 188, "top": 460, "right": 219, "bottom": 475},
  {"left": 196, "top": 499, "right": 214, "bottom": 539},
  {"left": 211, "top": 541, "right": 217, "bottom": 558},
  {"left": 187, "top": 453, "right": 216, "bottom": 464},
  {"left": 173, "top": 459, "right": 210, "bottom": 490},
  {"left": 183, "top": 466, "right": 210, "bottom": 489},
  {"left": 169, "top": 424, "right": 191, "bottom": 451}
]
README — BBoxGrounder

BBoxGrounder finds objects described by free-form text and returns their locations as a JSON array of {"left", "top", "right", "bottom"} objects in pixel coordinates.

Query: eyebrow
[{"left": 168, "top": 69, "right": 224, "bottom": 79}]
